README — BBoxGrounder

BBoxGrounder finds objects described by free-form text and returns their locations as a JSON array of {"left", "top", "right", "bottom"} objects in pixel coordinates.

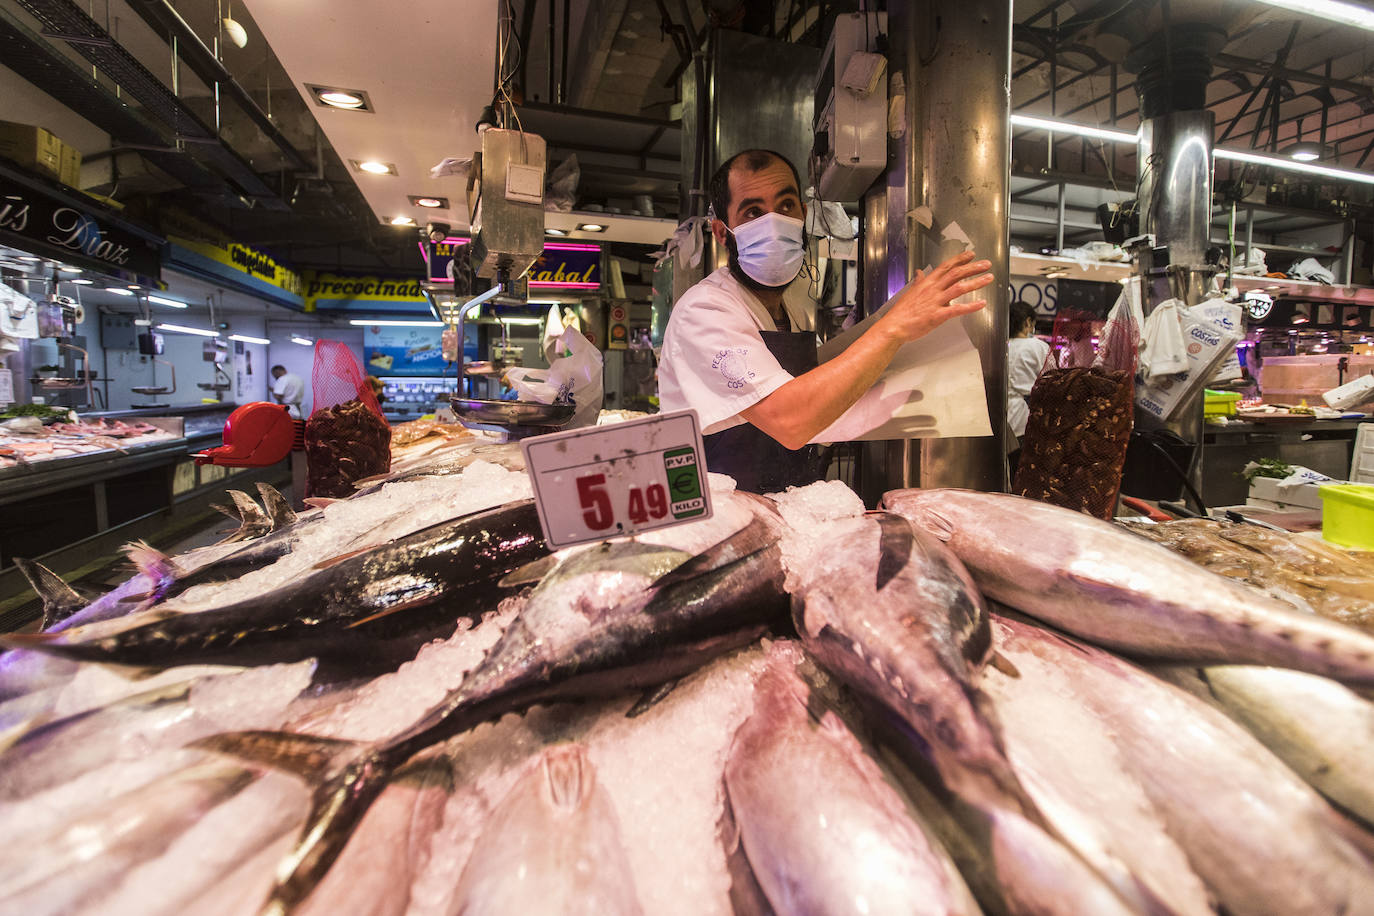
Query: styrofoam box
[
  {"left": 1247, "top": 476, "right": 1327, "bottom": 510},
  {"left": 1354, "top": 423, "right": 1374, "bottom": 484}
]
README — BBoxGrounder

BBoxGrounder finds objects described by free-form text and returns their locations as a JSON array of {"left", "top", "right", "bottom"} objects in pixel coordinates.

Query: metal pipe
[
  {"left": 1056, "top": 182, "right": 1066, "bottom": 253},
  {"left": 909, "top": 0, "right": 1012, "bottom": 492},
  {"left": 559, "top": 0, "right": 570, "bottom": 104},
  {"left": 547, "top": 0, "right": 555, "bottom": 102},
  {"left": 454, "top": 284, "right": 505, "bottom": 397}
]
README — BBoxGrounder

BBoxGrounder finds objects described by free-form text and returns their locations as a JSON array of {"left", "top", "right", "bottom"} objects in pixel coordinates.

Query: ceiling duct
[{"left": 13, "top": 0, "right": 290, "bottom": 209}]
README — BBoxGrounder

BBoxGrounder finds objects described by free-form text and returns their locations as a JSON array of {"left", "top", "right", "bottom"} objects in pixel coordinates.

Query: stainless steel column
[
  {"left": 1137, "top": 110, "right": 1216, "bottom": 306},
  {"left": 909, "top": 0, "right": 1013, "bottom": 492}
]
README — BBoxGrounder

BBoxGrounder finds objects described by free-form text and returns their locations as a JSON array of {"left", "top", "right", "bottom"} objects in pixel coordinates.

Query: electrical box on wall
[
  {"left": 101, "top": 313, "right": 139, "bottom": 350},
  {"left": 812, "top": 11, "right": 888, "bottom": 202}
]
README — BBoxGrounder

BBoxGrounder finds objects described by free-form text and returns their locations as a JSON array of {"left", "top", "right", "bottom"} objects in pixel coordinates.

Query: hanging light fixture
[{"left": 222, "top": 0, "right": 248, "bottom": 48}]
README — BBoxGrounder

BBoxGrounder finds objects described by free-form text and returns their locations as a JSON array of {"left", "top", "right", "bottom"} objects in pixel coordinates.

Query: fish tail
[
  {"left": 122, "top": 541, "right": 180, "bottom": 607},
  {"left": 192, "top": 730, "right": 394, "bottom": 915},
  {"left": 255, "top": 483, "right": 298, "bottom": 530},
  {"left": 12, "top": 558, "right": 87, "bottom": 629}
]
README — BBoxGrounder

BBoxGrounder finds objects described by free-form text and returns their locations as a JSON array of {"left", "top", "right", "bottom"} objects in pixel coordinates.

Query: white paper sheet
[{"left": 810, "top": 303, "right": 992, "bottom": 443}]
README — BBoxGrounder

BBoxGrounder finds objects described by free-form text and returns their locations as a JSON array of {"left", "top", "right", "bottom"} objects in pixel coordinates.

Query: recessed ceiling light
[
  {"left": 546, "top": 228, "right": 569, "bottom": 237},
  {"left": 409, "top": 195, "right": 448, "bottom": 209},
  {"left": 106, "top": 287, "right": 135, "bottom": 296},
  {"left": 576, "top": 223, "right": 607, "bottom": 232},
  {"left": 353, "top": 159, "right": 396, "bottom": 176},
  {"left": 390, "top": 216, "right": 416, "bottom": 226},
  {"left": 308, "top": 85, "right": 373, "bottom": 112}
]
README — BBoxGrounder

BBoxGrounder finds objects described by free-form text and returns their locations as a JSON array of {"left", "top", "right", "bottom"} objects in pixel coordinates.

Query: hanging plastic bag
[
  {"left": 1140, "top": 298, "right": 1188, "bottom": 381},
  {"left": 304, "top": 339, "right": 391, "bottom": 498},
  {"left": 1013, "top": 280, "right": 1141, "bottom": 520},
  {"left": 506, "top": 326, "right": 603, "bottom": 428},
  {"left": 545, "top": 154, "right": 580, "bottom": 213}
]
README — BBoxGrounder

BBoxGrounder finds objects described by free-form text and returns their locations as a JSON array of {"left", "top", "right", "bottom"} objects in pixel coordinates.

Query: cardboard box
[
  {"left": 0, "top": 120, "right": 63, "bottom": 179},
  {"left": 58, "top": 142, "right": 82, "bottom": 188}
]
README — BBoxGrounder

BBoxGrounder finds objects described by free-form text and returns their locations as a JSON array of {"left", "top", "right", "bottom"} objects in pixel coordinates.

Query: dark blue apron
[{"left": 703, "top": 328, "right": 829, "bottom": 493}]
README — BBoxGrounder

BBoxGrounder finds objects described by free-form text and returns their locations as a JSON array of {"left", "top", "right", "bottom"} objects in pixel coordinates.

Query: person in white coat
[
  {"left": 270, "top": 365, "right": 305, "bottom": 419},
  {"left": 658, "top": 148, "right": 993, "bottom": 492},
  {"left": 1006, "top": 300, "right": 1050, "bottom": 470}
]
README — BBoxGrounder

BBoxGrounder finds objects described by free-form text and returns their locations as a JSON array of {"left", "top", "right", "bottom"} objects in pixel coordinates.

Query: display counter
[
  {"left": 1202, "top": 417, "right": 1365, "bottom": 506},
  {"left": 0, "top": 402, "right": 285, "bottom": 578}
]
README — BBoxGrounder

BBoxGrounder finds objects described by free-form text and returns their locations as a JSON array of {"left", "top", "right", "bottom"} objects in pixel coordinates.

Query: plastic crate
[
  {"left": 1353, "top": 423, "right": 1374, "bottom": 485},
  {"left": 1320, "top": 484, "right": 1374, "bottom": 550},
  {"left": 1204, "top": 389, "right": 1241, "bottom": 417}
]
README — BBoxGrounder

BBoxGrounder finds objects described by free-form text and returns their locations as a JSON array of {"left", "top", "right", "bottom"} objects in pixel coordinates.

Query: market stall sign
[
  {"left": 0, "top": 171, "right": 161, "bottom": 279},
  {"left": 522, "top": 409, "right": 711, "bottom": 549},
  {"left": 423, "top": 237, "right": 471, "bottom": 284},
  {"left": 304, "top": 271, "right": 427, "bottom": 313},
  {"left": 167, "top": 235, "right": 303, "bottom": 306},
  {"left": 529, "top": 242, "right": 600, "bottom": 289}
]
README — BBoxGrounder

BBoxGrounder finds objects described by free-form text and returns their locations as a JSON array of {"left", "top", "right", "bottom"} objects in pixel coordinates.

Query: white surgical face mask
[{"left": 728, "top": 212, "right": 805, "bottom": 288}]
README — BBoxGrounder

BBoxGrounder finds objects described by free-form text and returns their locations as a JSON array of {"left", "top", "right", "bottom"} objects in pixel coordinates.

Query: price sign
[{"left": 522, "top": 409, "right": 712, "bottom": 549}]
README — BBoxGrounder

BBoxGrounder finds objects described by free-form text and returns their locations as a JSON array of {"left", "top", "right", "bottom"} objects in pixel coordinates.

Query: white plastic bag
[
  {"left": 1140, "top": 298, "right": 1188, "bottom": 381},
  {"left": 506, "top": 326, "right": 603, "bottom": 428}
]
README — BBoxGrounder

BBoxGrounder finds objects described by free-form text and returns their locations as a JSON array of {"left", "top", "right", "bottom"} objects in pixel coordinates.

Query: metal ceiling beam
[
  {"left": 1213, "top": 53, "right": 1374, "bottom": 101},
  {"left": 0, "top": 4, "right": 225, "bottom": 195},
  {"left": 125, "top": 0, "right": 311, "bottom": 173},
  {"left": 13, "top": 0, "right": 290, "bottom": 210}
]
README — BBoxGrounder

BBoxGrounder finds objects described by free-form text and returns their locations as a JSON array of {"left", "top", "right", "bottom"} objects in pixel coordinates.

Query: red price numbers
[{"left": 575, "top": 473, "right": 669, "bottom": 531}]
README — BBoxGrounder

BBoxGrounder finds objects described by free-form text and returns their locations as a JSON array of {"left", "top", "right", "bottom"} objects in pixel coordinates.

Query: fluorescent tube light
[
  {"left": 105, "top": 288, "right": 135, "bottom": 296},
  {"left": 1009, "top": 114, "right": 1137, "bottom": 144},
  {"left": 147, "top": 295, "right": 188, "bottom": 308},
  {"left": 1213, "top": 147, "right": 1374, "bottom": 185},
  {"left": 291, "top": 336, "right": 314, "bottom": 346},
  {"left": 1253, "top": 0, "right": 1374, "bottom": 31},
  {"left": 228, "top": 333, "right": 270, "bottom": 345},
  {"left": 158, "top": 323, "right": 220, "bottom": 337},
  {"left": 348, "top": 319, "right": 445, "bottom": 327},
  {"left": 1011, "top": 112, "right": 1374, "bottom": 185},
  {"left": 497, "top": 318, "right": 544, "bottom": 326}
]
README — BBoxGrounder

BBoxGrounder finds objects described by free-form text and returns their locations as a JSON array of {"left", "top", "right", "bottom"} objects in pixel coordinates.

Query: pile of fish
[
  {"left": 1125, "top": 516, "right": 1374, "bottom": 630},
  {"left": 4, "top": 446, "right": 1374, "bottom": 915},
  {"left": 0, "top": 415, "right": 176, "bottom": 469}
]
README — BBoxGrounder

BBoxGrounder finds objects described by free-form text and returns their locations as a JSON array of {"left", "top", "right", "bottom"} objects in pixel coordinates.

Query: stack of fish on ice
[{"left": 3, "top": 422, "right": 1374, "bottom": 915}]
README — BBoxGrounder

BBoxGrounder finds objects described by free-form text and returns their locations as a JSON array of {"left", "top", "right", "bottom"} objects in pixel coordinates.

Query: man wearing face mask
[{"left": 659, "top": 149, "right": 993, "bottom": 493}]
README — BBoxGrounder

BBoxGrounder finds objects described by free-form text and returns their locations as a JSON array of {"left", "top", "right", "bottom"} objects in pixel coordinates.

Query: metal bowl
[
  {"left": 449, "top": 397, "right": 575, "bottom": 428},
  {"left": 130, "top": 386, "right": 171, "bottom": 396}
]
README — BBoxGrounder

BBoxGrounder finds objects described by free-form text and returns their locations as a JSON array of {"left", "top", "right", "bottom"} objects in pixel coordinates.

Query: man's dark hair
[
  {"left": 1009, "top": 301, "right": 1038, "bottom": 337},
  {"left": 708, "top": 149, "right": 802, "bottom": 224},
  {"left": 271, "top": 364, "right": 287, "bottom": 374}
]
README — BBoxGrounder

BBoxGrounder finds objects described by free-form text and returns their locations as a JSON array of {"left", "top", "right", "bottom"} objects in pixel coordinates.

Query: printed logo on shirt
[{"left": 712, "top": 348, "right": 755, "bottom": 390}]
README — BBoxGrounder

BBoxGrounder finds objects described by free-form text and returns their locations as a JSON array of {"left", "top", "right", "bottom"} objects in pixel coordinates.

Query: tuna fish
[
  {"left": 1202, "top": 665, "right": 1374, "bottom": 827},
  {"left": 994, "top": 612, "right": 1374, "bottom": 915},
  {"left": 193, "top": 494, "right": 790, "bottom": 914},
  {"left": 0, "top": 660, "right": 314, "bottom": 800},
  {"left": 784, "top": 511, "right": 1030, "bottom": 820},
  {"left": 982, "top": 615, "right": 1214, "bottom": 916},
  {"left": 884, "top": 488, "right": 1374, "bottom": 686},
  {"left": 722, "top": 656, "right": 979, "bottom": 915},
  {"left": 451, "top": 744, "right": 643, "bottom": 915},
  {"left": 0, "top": 760, "right": 258, "bottom": 915},
  {"left": 2, "top": 499, "right": 549, "bottom": 677}
]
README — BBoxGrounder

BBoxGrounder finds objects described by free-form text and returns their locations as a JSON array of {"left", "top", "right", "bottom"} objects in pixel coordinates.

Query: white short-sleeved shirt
[
  {"left": 272, "top": 372, "right": 305, "bottom": 419},
  {"left": 1007, "top": 336, "right": 1051, "bottom": 438},
  {"left": 659, "top": 268, "right": 814, "bottom": 435}
]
